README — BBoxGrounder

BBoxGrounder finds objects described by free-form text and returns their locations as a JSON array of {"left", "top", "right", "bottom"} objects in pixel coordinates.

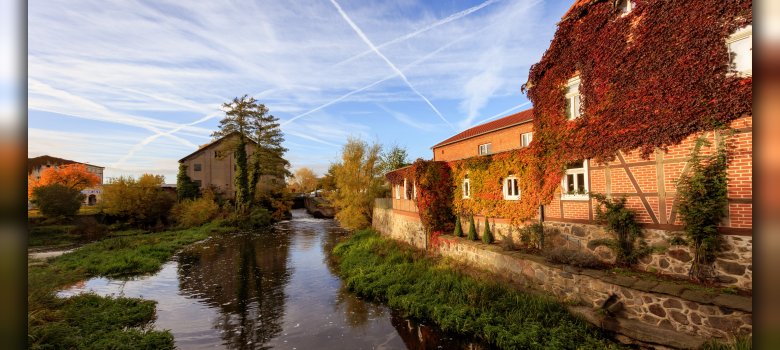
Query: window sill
[
  {"left": 560, "top": 194, "right": 589, "bottom": 201},
  {"left": 503, "top": 196, "right": 520, "bottom": 201}
]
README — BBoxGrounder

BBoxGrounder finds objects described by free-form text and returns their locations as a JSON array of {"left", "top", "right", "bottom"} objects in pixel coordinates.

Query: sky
[{"left": 27, "top": 0, "right": 573, "bottom": 182}]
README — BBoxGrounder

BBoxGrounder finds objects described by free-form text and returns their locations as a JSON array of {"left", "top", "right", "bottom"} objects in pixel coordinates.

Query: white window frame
[
  {"left": 521, "top": 132, "right": 533, "bottom": 148},
  {"left": 565, "top": 76, "right": 581, "bottom": 120},
  {"left": 463, "top": 177, "right": 471, "bottom": 199},
  {"left": 503, "top": 176, "right": 520, "bottom": 200},
  {"left": 561, "top": 159, "right": 589, "bottom": 200},
  {"left": 413, "top": 181, "right": 417, "bottom": 199},
  {"left": 618, "top": 0, "right": 635, "bottom": 16},
  {"left": 395, "top": 183, "right": 401, "bottom": 199},
  {"left": 478, "top": 143, "right": 491, "bottom": 155},
  {"left": 726, "top": 25, "right": 752, "bottom": 77}
]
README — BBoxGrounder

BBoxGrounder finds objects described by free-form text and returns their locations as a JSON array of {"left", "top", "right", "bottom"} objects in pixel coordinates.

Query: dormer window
[
  {"left": 503, "top": 176, "right": 520, "bottom": 200},
  {"left": 478, "top": 143, "right": 492, "bottom": 155},
  {"left": 618, "top": 0, "right": 635, "bottom": 16},
  {"left": 727, "top": 25, "right": 752, "bottom": 76},
  {"left": 565, "top": 76, "right": 581, "bottom": 120}
]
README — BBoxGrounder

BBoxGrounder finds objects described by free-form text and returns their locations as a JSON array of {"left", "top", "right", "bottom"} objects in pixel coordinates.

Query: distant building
[
  {"left": 178, "top": 132, "right": 259, "bottom": 199},
  {"left": 28, "top": 155, "right": 105, "bottom": 206},
  {"left": 431, "top": 109, "right": 534, "bottom": 161}
]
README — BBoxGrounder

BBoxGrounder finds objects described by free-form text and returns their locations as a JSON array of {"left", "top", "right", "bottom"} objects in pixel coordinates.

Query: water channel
[{"left": 59, "top": 209, "right": 488, "bottom": 349}]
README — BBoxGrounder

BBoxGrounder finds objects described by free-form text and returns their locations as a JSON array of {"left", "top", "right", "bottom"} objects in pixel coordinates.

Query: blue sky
[{"left": 27, "top": 0, "right": 572, "bottom": 182}]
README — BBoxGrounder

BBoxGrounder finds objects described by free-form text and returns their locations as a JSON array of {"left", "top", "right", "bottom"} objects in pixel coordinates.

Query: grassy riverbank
[
  {"left": 333, "top": 230, "right": 623, "bottom": 349},
  {"left": 28, "top": 221, "right": 235, "bottom": 349}
]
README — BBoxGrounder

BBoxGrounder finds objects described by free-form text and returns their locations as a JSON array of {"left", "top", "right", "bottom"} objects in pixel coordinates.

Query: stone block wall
[
  {"left": 436, "top": 238, "right": 751, "bottom": 348},
  {"left": 375, "top": 209, "right": 752, "bottom": 348}
]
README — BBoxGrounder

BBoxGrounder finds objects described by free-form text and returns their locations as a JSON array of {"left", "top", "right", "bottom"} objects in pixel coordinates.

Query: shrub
[
  {"left": 519, "top": 222, "right": 545, "bottom": 250},
  {"left": 176, "top": 164, "right": 200, "bottom": 201},
  {"left": 482, "top": 217, "right": 493, "bottom": 244},
  {"left": 677, "top": 136, "right": 730, "bottom": 281},
  {"left": 467, "top": 216, "right": 477, "bottom": 241},
  {"left": 32, "top": 184, "right": 83, "bottom": 218},
  {"left": 500, "top": 235, "right": 516, "bottom": 251},
  {"left": 172, "top": 196, "right": 219, "bottom": 228},
  {"left": 590, "top": 194, "right": 651, "bottom": 267},
  {"left": 544, "top": 247, "right": 607, "bottom": 269},
  {"left": 101, "top": 174, "right": 176, "bottom": 228},
  {"left": 453, "top": 217, "right": 463, "bottom": 237},
  {"left": 70, "top": 216, "right": 109, "bottom": 242},
  {"left": 248, "top": 207, "right": 272, "bottom": 228}
]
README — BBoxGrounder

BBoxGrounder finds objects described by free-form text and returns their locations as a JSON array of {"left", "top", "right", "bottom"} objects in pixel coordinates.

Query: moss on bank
[
  {"left": 28, "top": 221, "right": 235, "bottom": 349},
  {"left": 332, "top": 230, "right": 623, "bottom": 349}
]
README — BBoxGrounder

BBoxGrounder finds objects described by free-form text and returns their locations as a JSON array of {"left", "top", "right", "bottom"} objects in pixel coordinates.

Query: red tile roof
[{"left": 431, "top": 108, "right": 534, "bottom": 149}]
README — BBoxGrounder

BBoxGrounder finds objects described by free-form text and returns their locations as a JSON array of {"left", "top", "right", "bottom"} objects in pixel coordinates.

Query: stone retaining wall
[
  {"left": 373, "top": 208, "right": 752, "bottom": 348},
  {"left": 453, "top": 217, "right": 752, "bottom": 290}
]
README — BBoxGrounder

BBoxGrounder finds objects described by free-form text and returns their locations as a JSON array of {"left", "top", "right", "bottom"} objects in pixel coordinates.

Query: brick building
[{"left": 384, "top": 0, "right": 751, "bottom": 289}]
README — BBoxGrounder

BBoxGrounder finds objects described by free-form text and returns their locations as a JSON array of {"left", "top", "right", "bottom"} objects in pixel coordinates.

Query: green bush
[
  {"left": 519, "top": 223, "right": 545, "bottom": 250},
  {"left": 677, "top": 136, "right": 730, "bottom": 281},
  {"left": 590, "top": 194, "right": 651, "bottom": 267},
  {"left": 482, "top": 217, "right": 493, "bottom": 244},
  {"left": 173, "top": 196, "right": 220, "bottom": 228},
  {"left": 467, "top": 216, "right": 477, "bottom": 241},
  {"left": 32, "top": 184, "right": 83, "bottom": 218}
]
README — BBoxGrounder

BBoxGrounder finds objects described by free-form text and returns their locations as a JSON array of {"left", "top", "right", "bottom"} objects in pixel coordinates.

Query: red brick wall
[
  {"left": 397, "top": 116, "right": 751, "bottom": 233},
  {"left": 433, "top": 122, "right": 534, "bottom": 161}
]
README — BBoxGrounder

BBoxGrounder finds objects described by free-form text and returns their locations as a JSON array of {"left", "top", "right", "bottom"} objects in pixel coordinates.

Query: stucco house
[
  {"left": 28, "top": 155, "right": 105, "bottom": 206},
  {"left": 179, "top": 132, "right": 260, "bottom": 199}
]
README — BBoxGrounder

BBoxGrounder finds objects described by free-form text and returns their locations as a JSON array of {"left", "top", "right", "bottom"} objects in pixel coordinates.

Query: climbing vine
[{"left": 522, "top": 0, "right": 751, "bottom": 207}]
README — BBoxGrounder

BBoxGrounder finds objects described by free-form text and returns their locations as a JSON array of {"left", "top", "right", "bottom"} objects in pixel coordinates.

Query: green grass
[
  {"left": 333, "top": 230, "right": 624, "bottom": 349},
  {"left": 700, "top": 335, "right": 752, "bottom": 350},
  {"left": 28, "top": 220, "right": 235, "bottom": 349},
  {"left": 28, "top": 225, "right": 79, "bottom": 248}
]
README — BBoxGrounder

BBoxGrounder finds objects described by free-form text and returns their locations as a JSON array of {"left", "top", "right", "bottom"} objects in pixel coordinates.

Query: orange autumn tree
[{"left": 28, "top": 164, "right": 101, "bottom": 199}]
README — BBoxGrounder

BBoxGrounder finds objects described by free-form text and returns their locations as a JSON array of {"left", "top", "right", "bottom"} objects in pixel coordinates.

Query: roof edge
[{"left": 430, "top": 117, "right": 534, "bottom": 150}]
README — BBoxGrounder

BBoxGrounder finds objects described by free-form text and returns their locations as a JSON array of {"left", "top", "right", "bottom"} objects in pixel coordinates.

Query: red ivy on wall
[
  {"left": 524, "top": 0, "right": 751, "bottom": 161},
  {"left": 387, "top": 0, "right": 751, "bottom": 226}
]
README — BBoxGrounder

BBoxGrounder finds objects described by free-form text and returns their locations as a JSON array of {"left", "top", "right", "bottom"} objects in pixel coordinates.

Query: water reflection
[{"left": 58, "top": 209, "right": 487, "bottom": 349}]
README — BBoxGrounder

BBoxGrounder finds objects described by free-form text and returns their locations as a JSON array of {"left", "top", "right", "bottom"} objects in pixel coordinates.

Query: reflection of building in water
[{"left": 177, "top": 232, "right": 292, "bottom": 349}]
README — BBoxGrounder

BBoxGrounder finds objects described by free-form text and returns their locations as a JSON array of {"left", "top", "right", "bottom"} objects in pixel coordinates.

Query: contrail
[
  {"left": 281, "top": 26, "right": 474, "bottom": 128},
  {"left": 329, "top": 0, "right": 453, "bottom": 129},
  {"left": 471, "top": 101, "right": 533, "bottom": 127},
  {"left": 335, "top": 0, "right": 499, "bottom": 67}
]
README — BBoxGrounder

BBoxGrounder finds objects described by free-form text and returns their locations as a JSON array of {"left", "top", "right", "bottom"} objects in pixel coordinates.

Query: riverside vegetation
[
  {"left": 332, "top": 230, "right": 623, "bottom": 349},
  {"left": 28, "top": 221, "right": 235, "bottom": 349}
]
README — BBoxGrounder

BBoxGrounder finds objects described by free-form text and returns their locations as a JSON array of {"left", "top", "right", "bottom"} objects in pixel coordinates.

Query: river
[{"left": 59, "top": 209, "right": 487, "bottom": 349}]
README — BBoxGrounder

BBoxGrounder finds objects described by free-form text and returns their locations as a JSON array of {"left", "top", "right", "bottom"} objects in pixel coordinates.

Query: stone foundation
[
  {"left": 450, "top": 217, "right": 752, "bottom": 290},
  {"left": 374, "top": 208, "right": 752, "bottom": 349}
]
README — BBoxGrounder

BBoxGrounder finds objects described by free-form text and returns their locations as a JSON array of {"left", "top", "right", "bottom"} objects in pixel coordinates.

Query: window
[
  {"left": 404, "top": 179, "right": 414, "bottom": 200},
  {"left": 478, "top": 143, "right": 492, "bottom": 155},
  {"left": 413, "top": 181, "right": 417, "bottom": 199},
  {"left": 503, "top": 176, "right": 520, "bottom": 200},
  {"left": 561, "top": 159, "right": 588, "bottom": 200},
  {"left": 618, "top": 0, "right": 635, "bottom": 16},
  {"left": 463, "top": 175, "right": 471, "bottom": 199},
  {"left": 727, "top": 25, "right": 752, "bottom": 76},
  {"left": 565, "top": 76, "right": 581, "bottom": 120},
  {"left": 194, "top": 163, "right": 202, "bottom": 171},
  {"left": 521, "top": 132, "right": 533, "bottom": 148},
  {"left": 395, "top": 184, "right": 401, "bottom": 199}
]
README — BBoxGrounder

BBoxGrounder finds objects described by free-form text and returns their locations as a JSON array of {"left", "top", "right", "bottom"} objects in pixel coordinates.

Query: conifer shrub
[
  {"left": 467, "top": 216, "right": 477, "bottom": 241},
  {"left": 453, "top": 217, "right": 463, "bottom": 237},
  {"left": 482, "top": 217, "right": 493, "bottom": 244}
]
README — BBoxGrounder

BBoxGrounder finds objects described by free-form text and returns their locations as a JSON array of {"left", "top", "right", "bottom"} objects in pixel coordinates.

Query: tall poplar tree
[{"left": 212, "top": 95, "right": 289, "bottom": 214}]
